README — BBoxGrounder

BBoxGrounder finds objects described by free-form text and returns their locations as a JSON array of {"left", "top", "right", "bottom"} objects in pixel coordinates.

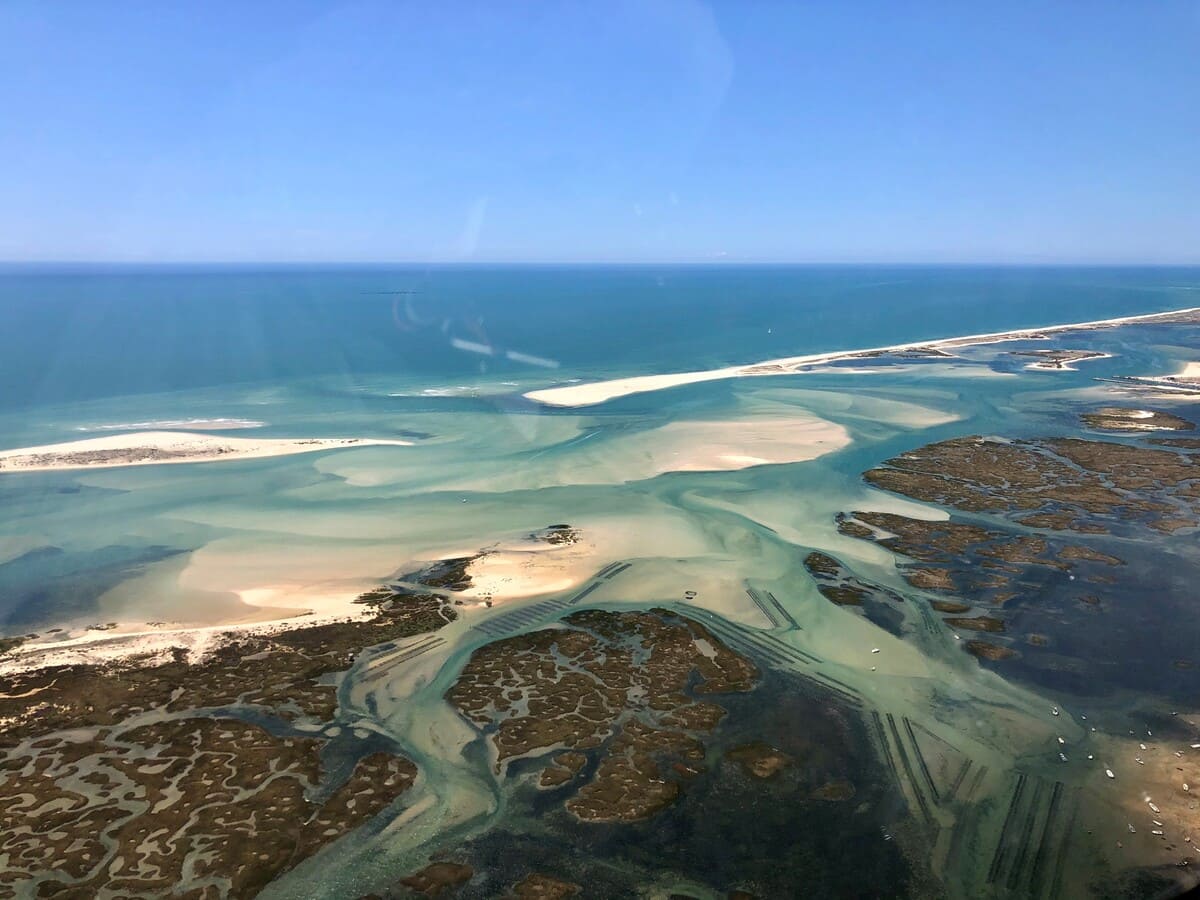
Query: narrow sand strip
[
  {"left": 0, "top": 604, "right": 374, "bottom": 676},
  {"left": 525, "top": 305, "right": 1200, "bottom": 408},
  {"left": 0, "top": 431, "right": 411, "bottom": 473}
]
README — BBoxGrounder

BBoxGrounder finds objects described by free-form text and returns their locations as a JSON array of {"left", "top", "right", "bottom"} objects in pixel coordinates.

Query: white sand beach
[
  {"left": 525, "top": 306, "right": 1200, "bottom": 408},
  {"left": 0, "top": 431, "right": 411, "bottom": 473}
]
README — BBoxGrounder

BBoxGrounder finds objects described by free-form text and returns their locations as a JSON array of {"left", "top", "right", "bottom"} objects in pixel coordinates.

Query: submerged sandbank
[
  {"left": 525, "top": 305, "right": 1200, "bottom": 408},
  {"left": 0, "top": 431, "right": 411, "bottom": 473},
  {"left": 613, "top": 416, "right": 850, "bottom": 475},
  {"left": 75, "top": 417, "right": 266, "bottom": 432}
]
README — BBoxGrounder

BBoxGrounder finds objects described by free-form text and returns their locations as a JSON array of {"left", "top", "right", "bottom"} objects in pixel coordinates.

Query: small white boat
[{"left": 1106, "top": 768, "right": 1116, "bottom": 778}]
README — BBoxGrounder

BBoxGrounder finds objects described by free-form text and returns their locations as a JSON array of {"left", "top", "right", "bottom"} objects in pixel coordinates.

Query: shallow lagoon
[{"left": 4, "top": 267, "right": 1200, "bottom": 897}]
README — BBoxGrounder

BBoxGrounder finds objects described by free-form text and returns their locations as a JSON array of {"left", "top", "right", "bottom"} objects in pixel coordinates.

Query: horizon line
[{"left": 3, "top": 259, "right": 1200, "bottom": 269}]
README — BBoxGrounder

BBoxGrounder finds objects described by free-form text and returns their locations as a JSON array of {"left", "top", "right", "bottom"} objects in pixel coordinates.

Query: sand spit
[
  {"left": 0, "top": 431, "right": 412, "bottom": 473},
  {"left": 525, "top": 306, "right": 1200, "bottom": 408},
  {"left": 1114, "top": 360, "right": 1200, "bottom": 395}
]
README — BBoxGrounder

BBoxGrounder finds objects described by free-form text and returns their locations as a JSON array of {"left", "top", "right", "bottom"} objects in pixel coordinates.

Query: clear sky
[{"left": 1, "top": 1, "right": 1198, "bottom": 264}]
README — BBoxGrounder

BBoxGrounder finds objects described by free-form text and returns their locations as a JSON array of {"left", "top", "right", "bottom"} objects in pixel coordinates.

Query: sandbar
[
  {"left": 613, "top": 417, "right": 850, "bottom": 475},
  {"left": 0, "top": 430, "right": 411, "bottom": 473},
  {"left": 524, "top": 306, "right": 1200, "bottom": 408}
]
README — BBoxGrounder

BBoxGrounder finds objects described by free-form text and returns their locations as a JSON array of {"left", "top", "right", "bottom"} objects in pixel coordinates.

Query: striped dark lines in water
[
  {"left": 473, "top": 597, "right": 569, "bottom": 637},
  {"left": 745, "top": 587, "right": 781, "bottom": 628},
  {"left": 710, "top": 625, "right": 793, "bottom": 669},
  {"left": 947, "top": 758, "right": 973, "bottom": 802},
  {"left": 603, "top": 562, "right": 632, "bottom": 579},
  {"left": 753, "top": 630, "right": 823, "bottom": 664},
  {"left": 871, "top": 711, "right": 901, "bottom": 784},
  {"left": 963, "top": 764, "right": 988, "bottom": 803},
  {"left": 903, "top": 717, "right": 941, "bottom": 804},
  {"left": 886, "top": 713, "right": 934, "bottom": 827},
  {"left": 567, "top": 581, "right": 603, "bottom": 605},
  {"left": 1029, "top": 781, "right": 1066, "bottom": 898},
  {"left": 363, "top": 635, "right": 446, "bottom": 673},
  {"left": 796, "top": 672, "right": 864, "bottom": 709},
  {"left": 1048, "top": 789, "right": 1080, "bottom": 900},
  {"left": 594, "top": 561, "right": 622, "bottom": 579},
  {"left": 705, "top": 620, "right": 864, "bottom": 708},
  {"left": 764, "top": 591, "right": 798, "bottom": 628},
  {"left": 987, "top": 773, "right": 1028, "bottom": 884},
  {"left": 1007, "top": 777, "right": 1046, "bottom": 890}
]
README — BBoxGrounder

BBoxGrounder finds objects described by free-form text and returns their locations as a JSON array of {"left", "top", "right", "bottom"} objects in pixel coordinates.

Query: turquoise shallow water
[
  {"left": 4, "top": 265, "right": 1200, "bottom": 897},
  {"left": 3, "top": 264, "right": 1199, "bottom": 633}
]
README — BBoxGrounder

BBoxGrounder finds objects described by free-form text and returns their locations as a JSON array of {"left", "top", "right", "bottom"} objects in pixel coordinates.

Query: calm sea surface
[{"left": 2, "top": 264, "right": 1198, "bottom": 413}]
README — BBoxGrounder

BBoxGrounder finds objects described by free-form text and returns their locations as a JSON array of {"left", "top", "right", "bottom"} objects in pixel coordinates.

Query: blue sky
[{"left": 1, "top": 1, "right": 1198, "bottom": 263}]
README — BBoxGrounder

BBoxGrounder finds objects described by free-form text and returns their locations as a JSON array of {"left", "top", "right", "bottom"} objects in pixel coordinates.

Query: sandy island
[
  {"left": 525, "top": 305, "right": 1200, "bottom": 408},
  {"left": 0, "top": 431, "right": 412, "bottom": 473}
]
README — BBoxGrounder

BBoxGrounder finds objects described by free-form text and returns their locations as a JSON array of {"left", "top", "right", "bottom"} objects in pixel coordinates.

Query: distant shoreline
[
  {"left": 4, "top": 261, "right": 1200, "bottom": 270},
  {"left": 525, "top": 305, "right": 1200, "bottom": 408}
]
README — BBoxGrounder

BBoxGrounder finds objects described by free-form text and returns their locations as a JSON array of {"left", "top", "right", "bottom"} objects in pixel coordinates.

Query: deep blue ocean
[{"left": 2, "top": 264, "right": 1199, "bottom": 413}]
